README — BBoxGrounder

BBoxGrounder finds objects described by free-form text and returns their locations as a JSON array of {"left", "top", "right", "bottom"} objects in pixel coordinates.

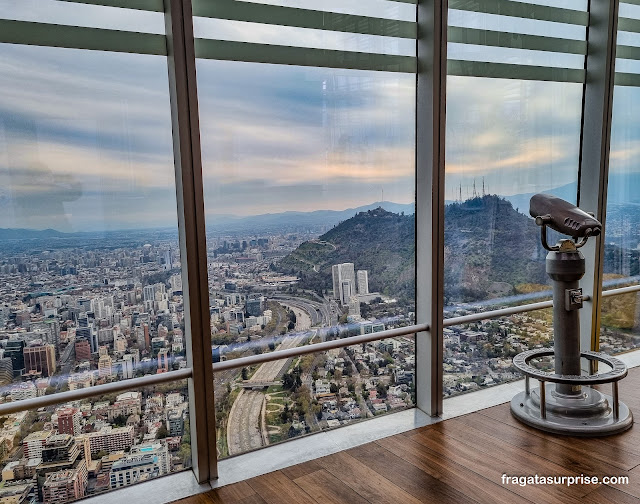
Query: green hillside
[
  {"left": 278, "top": 207, "right": 415, "bottom": 302},
  {"left": 278, "top": 196, "right": 549, "bottom": 305}
]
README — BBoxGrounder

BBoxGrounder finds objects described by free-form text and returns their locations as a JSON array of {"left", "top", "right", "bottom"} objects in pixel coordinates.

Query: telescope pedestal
[
  {"left": 511, "top": 383, "right": 632, "bottom": 436},
  {"left": 510, "top": 243, "right": 633, "bottom": 436}
]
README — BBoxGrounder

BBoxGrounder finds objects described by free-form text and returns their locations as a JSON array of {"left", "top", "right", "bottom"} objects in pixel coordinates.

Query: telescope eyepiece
[{"left": 529, "top": 194, "right": 601, "bottom": 239}]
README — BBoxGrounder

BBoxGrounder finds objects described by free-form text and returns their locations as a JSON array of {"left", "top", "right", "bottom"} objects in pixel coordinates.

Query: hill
[
  {"left": 278, "top": 195, "right": 552, "bottom": 305},
  {"left": 444, "top": 195, "right": 547, "bottom": 303},
  {"left": 278, "top": 207, "right": 415, "bottom": 302},
  {"left": 206, "top": 201, "right": 414, "bottom": 235}
]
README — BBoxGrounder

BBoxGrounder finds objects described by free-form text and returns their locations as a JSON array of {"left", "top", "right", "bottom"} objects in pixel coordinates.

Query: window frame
[{"left": 0, "top": 0, "right": 636, "bottom": 491}]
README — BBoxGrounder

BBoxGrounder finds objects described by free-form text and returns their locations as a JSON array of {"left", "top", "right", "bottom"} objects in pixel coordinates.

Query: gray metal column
[
  {"left": 578, "top": 0, "right": 619, "bottom": 355},
  {"left": 415, "top": 0, "right": 448, "bottom": 416},
  {"left": 164, "top": 0, "right": 218, "bottom": 482}
]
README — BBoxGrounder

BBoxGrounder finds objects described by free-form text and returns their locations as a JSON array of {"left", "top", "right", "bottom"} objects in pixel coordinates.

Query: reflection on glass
[
  {"left": 600, "top": 290, "right": 640, "bottom": 354},
  {"left": 604, "top": 86, "right": 640, "bottom": 284},
  {"left": 444, "top": 77, "right": 582, "bottom": 311},
  {"left": 0, "top": 40, "right": 190, "bottom": 497}
]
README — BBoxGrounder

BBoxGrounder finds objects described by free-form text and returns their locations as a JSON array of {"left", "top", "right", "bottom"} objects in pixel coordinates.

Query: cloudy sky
[{"left": 0, "top": 0, "right": 639, "bottom": 232}]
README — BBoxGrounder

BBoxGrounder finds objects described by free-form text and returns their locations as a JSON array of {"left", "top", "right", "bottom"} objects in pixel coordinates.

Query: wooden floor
[{"left": 176, "top": 367, "right": 640, "bottom": 504}]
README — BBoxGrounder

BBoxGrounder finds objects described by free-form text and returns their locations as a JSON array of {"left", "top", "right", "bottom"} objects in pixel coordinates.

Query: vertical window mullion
[
  {"left": 164, "top": 0, "right": 217, "bottom": 482},
  {"left": 577, "top": 0, "right": 620, "bottom": 355},
  {"left": 415, "top": 0, "right": 448, "bottom": 417}
]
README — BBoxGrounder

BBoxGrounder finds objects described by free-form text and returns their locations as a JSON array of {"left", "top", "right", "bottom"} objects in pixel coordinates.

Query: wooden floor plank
[
  {"left": 292, "top": 469, "right": 369, "bottom": 504},
  {"left": 479, "top": 401, "right": 640, "bottom": 468},
  {"left": 480, "top": 407, "right": 640, "bottom": 471},
  {"left": 173, "top": 367, "right": 640, "bottom": 504},
  {"left": 208, "top": 481, "right": 257, "bottom": 504},
  {"left": 279, "top": 459, "right": 323, "bottom": 481},
  {"left": 409, "top": 427, "right": 585, "bottom": 504},
  {"left": 346, "top": 440, "right": 478, "bottom": 504},
  {"left": 172, "top": 493, "right": 215, "bottom": 504},
  {"left": 583, "top": 482, "right": 640, "bottom": 503},
  {"left": 598, "top": 462, "right": 640, "bottom": 499},
  {"left": 376, "top": 434, "right": 534, "bottom": 504},
  {"left": 314, "top": 451, "right": 425, "bottom": 504},
  {"left": 458, "top": 409, "right": 628, "bottom": 476},
  {"left": 245, "top": 470, "right": 319, "bottom": 504}
]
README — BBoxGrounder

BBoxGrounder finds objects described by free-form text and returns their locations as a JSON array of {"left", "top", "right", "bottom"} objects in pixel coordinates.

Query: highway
[
  {"left": 226, "top": 390, "right": 265, "bottom": 456},
  {"left": 226, "top": 333, "right": 306, "bottom": 454},
  {"left": 225, "top": 294, "right": 338, "bottom": 454}
]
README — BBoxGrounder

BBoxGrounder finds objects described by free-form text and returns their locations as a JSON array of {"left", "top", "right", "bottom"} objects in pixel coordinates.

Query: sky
[{"left": 0, "top": 0, "right": 639, "bottom": 232}]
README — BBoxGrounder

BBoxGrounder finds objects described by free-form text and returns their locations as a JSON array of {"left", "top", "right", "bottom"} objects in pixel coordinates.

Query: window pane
[
  {"left": 0, "top": 381, "right": 189, "bottom": 498},
  {"left": 600, "top": 3, "right": 640, "bottom": 351},
  {"left": 196, "top": 0, "right": 417, "bottom": 458},
  {"left": 445, "top": 77, "right": 582, "bottom": 311},
  {"left": 444, "top": 0, "right": 586, "bottom": 313},
  {"left": 0, "top": 3, "right": 192, "bottom": 496},
  {"left": 216, "top": 342, "right": 414, "bottom": 457}
]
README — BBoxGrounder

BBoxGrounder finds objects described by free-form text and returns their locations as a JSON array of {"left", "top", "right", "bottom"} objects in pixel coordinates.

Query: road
[
  {"left": 226, "top": 390, "right": 265, "bottom": 456},
  {"left": 225, "top": 294, "right": 338, "bottom": 454},
  {"left": 248, "top": 334, "right": 306, "bottom": 383},
  {"left": 227, "top": 333, "right": 307, "bottom": 453}
]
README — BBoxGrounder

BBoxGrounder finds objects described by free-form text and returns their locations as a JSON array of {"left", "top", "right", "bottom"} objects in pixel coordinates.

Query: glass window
[
  {"left": 194, "top": 0, "right": 417, "bottom": 458},
  {"left": 0, "top": 1, "right": 191, "bottom": 495},
  {"left": 600, "top": 1, "right": 640, "bottom": 353},
  {"left": 444, "top": 0, "right": 587, "bottom": 314}
]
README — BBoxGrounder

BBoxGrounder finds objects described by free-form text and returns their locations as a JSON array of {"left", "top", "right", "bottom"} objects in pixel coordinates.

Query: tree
[
  {"left": 330, "top": 383, "right": 338, "bottom": 394},
  {"left": 241, "top": 367, "right": 249, "bottom": 380},
  {"left": 156, "top": 423, "right": 169, "bottom": 439},
  {"left": 178, "top": 443, "right": 191, "bottom": 466},
  {"left": 92, "top": 450, "right": 109, "bottom": 461}
]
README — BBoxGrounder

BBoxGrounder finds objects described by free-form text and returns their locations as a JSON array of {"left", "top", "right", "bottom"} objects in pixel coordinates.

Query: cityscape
[{"left": 1, "top": 194, "right": 640, "bottom": 502}]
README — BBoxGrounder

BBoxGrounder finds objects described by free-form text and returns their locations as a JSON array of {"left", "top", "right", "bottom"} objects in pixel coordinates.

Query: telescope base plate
[{"left": 511, "top": 385, "right": 633, "bottom": 436}]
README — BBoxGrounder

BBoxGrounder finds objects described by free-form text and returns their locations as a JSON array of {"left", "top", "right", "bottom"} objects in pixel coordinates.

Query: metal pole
[{"left": 539, "top": 380, "right": 546, "bottom": 419}]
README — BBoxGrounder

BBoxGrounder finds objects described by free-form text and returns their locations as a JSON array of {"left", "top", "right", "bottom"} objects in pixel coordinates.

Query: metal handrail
[
  {"left": 0, "top": 368, "right": 192, "bottom": 417},
  {"left": 0, "top": 283, "right": 636, "bottom": 418},
  {"left": 212, "top": 323, "right": 429, "bottom": 373}
]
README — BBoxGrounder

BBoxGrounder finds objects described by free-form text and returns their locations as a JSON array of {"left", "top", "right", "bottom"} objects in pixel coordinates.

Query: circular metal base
[{"left": 511, "top": 385, "right": 633, "bottom": 436}]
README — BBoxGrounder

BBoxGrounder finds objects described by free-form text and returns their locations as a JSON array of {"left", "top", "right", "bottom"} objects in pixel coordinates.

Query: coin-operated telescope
[{"left": 510, "top": 194, "right": 633, "bottom": 435}]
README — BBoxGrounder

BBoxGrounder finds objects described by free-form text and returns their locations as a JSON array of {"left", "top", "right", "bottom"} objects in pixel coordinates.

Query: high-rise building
[
  {"left": 75, "top": 325, "right": 98, "bottom": 354},
  {"left": 74, "top": 340, "right": 91, "bottom": 362},
  {"left": 23, "top": 344, "right": 56, "bottom": 377},
  {"left": 348, "top": 296, "right": 361, "bottom": 318},
  {"left": 42, "top": 466, "right": 87, "bottom": 504},
  {"left": 246, "top": 295, "right": 265, "bottom": 317},
  {"left": 98, "top": 355, "right": 112, "bottom": 378},
  {"left": 86, "top": 427, "right": 134, "bottom": 455},
  {"left": 109, "top": 454, "right": 159, "bottom": 490},
  {"left": 23, "top": 430, "right": 52, "bottom": 461},
  {"left": 157, "top": 348, "right": 170, "bottom": 373},
  {"left": 57, "top": 408, "right": 82, "bottom": 436},
  {"left": 0, "top": 357, "right": 13, "bottom": 385},
  {"left": 332, "top": 263, "right": 356, "bottom": 306},
  {"left": 5, "top": 340, "right": 26, "bottom": 377},
  {"left": 357, "top": 270, "right": 369, "bottom": 295},
  {"left": 167, "top": 410, "right": 184, "bottom": 437},
  {"left": 44, "top": 319, "right": 61, "bottom": 356}
]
